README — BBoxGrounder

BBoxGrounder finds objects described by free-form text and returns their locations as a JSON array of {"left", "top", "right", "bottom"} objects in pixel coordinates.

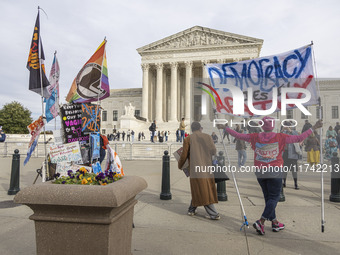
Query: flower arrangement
[{"left": 53, "top": 167, "right": 123, "bottom": 185}]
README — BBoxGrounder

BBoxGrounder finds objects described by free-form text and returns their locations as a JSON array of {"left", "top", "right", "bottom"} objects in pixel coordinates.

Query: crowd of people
[
  {"left": 104, "top": 119, "right": 191, "bottom": 143},
  {"left": 102, "top": 118, "right": 197, "bottom": 144},
  {"left": 106, "top": 129, "right": 139, "bottom": 142}
]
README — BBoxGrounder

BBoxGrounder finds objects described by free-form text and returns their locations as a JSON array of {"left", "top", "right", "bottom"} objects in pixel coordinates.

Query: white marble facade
[{"left": 137, "top": 26, "right": 263, "bottom": 123}]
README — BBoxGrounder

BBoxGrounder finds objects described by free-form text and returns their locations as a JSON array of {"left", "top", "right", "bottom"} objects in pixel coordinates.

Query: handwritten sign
[
  {"left": 49, "top": 141, "right": 83, "bottom": 164},
  {"left": 60, "top": 104, "right": 89, "bottom": 144},
  {"left": 81, "top": 103, "right": 101, "bottom": 133},
  {"left": 205, "top": 45, "right": 318, "bottom": 117}
]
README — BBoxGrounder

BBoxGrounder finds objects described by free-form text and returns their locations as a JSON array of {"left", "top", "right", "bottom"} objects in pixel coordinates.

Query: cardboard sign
[
  {"left": 49, "top": 141, "right": 83, "bottom": 164},
  {"left": 81, "top": 103, "right": 101, "bottom": 133},
  {"left": 60, "top": 104, "right": 89, "bottom": 144},
  {"left": 173, "top": 147, "right": 189, "bottom": 177}
]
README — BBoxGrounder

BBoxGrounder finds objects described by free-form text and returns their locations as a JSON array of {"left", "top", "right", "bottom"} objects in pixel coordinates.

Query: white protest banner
[
  {"left": 204, "top": 45, "right": 318, "bottom": 117},
  {"left": 49, "top": 141, "right": 83, "bottom": 164}
]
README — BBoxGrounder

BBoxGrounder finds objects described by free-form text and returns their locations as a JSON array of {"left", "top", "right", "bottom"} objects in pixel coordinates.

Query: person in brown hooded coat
[{"left": 178, "top": 122, "right": 220, "bottom": 220}]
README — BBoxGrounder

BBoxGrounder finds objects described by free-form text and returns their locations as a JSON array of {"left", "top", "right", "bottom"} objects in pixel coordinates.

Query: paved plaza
[{"left": 1, "top": 155, "right": 340, "bottom": 255}]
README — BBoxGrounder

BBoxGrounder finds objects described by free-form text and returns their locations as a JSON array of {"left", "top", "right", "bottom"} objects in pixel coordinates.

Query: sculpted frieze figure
[{"left": 145, "top": 31, "right": 254, "bottom": 51}]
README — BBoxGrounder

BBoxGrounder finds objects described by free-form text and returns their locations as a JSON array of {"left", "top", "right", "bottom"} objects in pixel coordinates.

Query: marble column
[
  {"left": 201, "top": 60, "right": 211, "bottom": 121},
  {"left": 141, "top": 63, "right": 149, "bottom": 121},
  {"left": 185, "top": 61, "right": 193, "bottom": 121},
  {"left": 155, "top": 63, "right": 164, "bottom": 122},
  {"left": 170, "top": 62, "right": 178, "bottom": 121}
]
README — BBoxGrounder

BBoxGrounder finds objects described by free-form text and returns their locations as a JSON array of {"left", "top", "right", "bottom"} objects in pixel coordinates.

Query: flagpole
[
  {"left": 94, "top": 37, "right": 107, "bottom": 133},
  {"left": 311, "top": 41, "right": 325, "bottom": 233},
  {"left": 54, "top": 50, "right": 57, "bottom": 131},
  {"left": 38, "top": 6, "right": 48, "bottom": 182}
]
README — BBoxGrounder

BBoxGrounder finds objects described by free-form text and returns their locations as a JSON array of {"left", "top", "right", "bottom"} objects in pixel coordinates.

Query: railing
[
  {"left": 0, "top": 140, "right": 312, "bottom": 167},
  {"left": 0, "top": 140, "right": 254, "bottom": 163},
  {"left": 0, "top": 141, "right": 47, "bottom": 158}
]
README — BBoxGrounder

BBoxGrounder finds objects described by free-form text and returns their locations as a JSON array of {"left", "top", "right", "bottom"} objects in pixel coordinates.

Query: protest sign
[
  {"left": 60, "top": 104, "right": 89, "bottom": 144},
  {"left": 49, "top": 141, "right": 83, "bottom": 164},
  {"left": 81, "top": 103, "right": 101, "bottom": 133},
  {"left": 205, "top": 45, "right": 318, "bottom": 117}
]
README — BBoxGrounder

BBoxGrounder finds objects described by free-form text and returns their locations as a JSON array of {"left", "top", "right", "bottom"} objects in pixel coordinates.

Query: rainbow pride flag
[{"left": 66, "top": 40, "right": 110, "bottom": 103}]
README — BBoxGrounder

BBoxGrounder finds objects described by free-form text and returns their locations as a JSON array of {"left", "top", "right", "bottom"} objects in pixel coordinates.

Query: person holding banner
[{"left": 219, "top": 117, "right": 322, "bottom": 235}]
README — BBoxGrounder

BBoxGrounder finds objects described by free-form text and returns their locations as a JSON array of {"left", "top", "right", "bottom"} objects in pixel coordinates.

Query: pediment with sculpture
[{"left": 137, "top": 26, "right": 263, "bottom": 53}]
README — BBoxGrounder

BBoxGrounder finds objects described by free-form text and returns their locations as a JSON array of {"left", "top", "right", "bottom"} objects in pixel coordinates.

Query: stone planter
[{"left": 14, "top": 176, "right": 147, "bottom": 255}]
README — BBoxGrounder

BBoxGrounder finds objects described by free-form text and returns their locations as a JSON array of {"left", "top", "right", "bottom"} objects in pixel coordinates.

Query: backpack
[
  {"left": 329, "top": 140, "right": 337, "bottom": 148},
  {"left": 149, "top": 125, "right": 152, "bottom": 131}
]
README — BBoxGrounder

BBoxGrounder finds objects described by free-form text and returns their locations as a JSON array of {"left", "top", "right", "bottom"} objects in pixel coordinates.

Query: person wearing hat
[
  {"left": 178, "top": 121, "right": 220, "bottom": 220},
  {"left": 218, "top": 117, "right": 322, "bottom": 235}
]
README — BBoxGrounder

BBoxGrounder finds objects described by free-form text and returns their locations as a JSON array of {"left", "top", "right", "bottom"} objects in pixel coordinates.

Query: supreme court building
[
  {"left": 100, "top": 26, "right": 340, "bottom": 135},
  {"left": 137, "top": 26, "right": 263, "bottom": 123}
]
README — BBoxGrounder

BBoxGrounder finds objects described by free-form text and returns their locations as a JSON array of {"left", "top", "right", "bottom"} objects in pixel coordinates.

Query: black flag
[{"left": 27, "top": 11, "right": 50, "bottom": 97}]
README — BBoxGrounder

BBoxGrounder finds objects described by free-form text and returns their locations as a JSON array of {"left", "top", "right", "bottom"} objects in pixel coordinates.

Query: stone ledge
[{"left": 14, "top": 175, "right": 148, "bottom": 208}]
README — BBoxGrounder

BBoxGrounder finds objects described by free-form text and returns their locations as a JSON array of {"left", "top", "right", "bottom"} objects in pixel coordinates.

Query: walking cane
[
  {"left": 199, "top": 82, "right": 249, "bottom": 230},
  {"left": 214, "top": 109, "right": 249, "bottom": 230}
]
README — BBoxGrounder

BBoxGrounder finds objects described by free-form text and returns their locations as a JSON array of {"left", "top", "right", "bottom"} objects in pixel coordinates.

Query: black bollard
[
  {"left": 216, "top": 151, "right": 228, "bottom": 201},
  {"left": 160, "top": 150, "right": 172, "bottom": 200},
  {"left": 8, "top": 149, "right": 20, "bottom": 195},
  {"left": 330, "top": 152, "right": 340, "bottom": 202}
]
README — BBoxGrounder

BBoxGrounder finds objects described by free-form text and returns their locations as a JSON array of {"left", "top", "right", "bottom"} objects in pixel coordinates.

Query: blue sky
[{"left": 0, "top": 0, "right": 339, "bottom": 130}]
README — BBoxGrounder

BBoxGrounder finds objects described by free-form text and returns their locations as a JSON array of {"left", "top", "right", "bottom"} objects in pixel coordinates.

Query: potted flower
[
  {"left": 53, "top": 167, "right": 123, "bottom": 185},
  {"left": 14, "top": 167, "right": 147, "bottom": 255}
]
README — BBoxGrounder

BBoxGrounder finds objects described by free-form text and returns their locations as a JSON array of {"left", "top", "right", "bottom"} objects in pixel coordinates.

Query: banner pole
[
  {"left": 201, "top": 80, "right": 249, "bottom": 230},
  {"left": 311, "top": 41, "right": 325, "bottom": 233},
  {"left": 54, "top": 51, "right": 58, "bottom": 131},
  {"left": 94, "top": 38, "right": 107, "bottom": 134},
  {"left": 38, "top": 6, "right": 48, "bottom": 181},
  {"left": 202, "top": 82, "right": 251, "bottom": 255}
]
